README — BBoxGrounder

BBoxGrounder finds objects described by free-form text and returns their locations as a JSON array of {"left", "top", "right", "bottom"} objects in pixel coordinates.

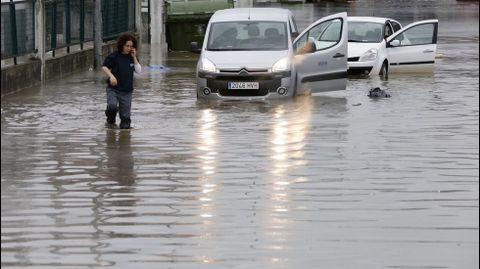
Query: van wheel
[{"left": 379, "top": 61, "right": 388, "bottom": 78}]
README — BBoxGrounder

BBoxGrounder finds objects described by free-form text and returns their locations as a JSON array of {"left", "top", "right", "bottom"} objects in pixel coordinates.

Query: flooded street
[{"left": 1, "top": 0, "right": 479, "bottom": 268}]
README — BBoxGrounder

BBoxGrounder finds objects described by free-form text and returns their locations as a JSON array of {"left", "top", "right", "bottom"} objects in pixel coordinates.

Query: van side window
[
  {"left": 290, "top": 16, "right": 298, "bottom": 33},
  {"left": 289, "top": 21, "right": 299, "bottom": 40},
  {"left": 294, "top": 18, "right": 343, "bottom": 52},
  {"left": 289, "top": 16, "right": 299, "bottom": 40},
  {"left": 385, "top": 23, "right": 394, "bottom": 38},
  {"left": 391, "top": 21, "right": 402, "bottom": 32},
  {"left": 293, "top": 34, "right": 308, "bottom": 53},
  {"left": 392, "top": 23, "right": 436, "bottom": 46}
]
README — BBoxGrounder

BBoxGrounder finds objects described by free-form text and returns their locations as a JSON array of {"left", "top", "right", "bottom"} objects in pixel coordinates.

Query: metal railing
[
  {"left": 1, "top": 0, "right": 35, "bottom": 63},
  {"left": 45, "top": 0, "right": 94, "bottom": 56},
  {"left": 102, "top": 0, "right": 135, "bottom": 41},
  {"left": 2, "top": 0, "right": 136, "bottom": 62}
]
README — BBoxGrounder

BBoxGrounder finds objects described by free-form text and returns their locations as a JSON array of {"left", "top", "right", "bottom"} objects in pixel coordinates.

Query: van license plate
[{"left": 228, "top": 82, "right": 259, "bottom": 90}]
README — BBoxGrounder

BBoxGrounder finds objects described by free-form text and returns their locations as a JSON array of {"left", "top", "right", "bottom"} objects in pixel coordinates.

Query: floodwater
[{"left": 1, "top": 0, "right": 479, "bottom": 268}]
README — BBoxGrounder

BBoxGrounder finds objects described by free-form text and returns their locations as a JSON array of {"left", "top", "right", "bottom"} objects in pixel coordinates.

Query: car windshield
[
  {"left": 207, "top": 21, "right": 288, "bottom": 51},
  {"left": 348, "top": 22, "right": 384, "bottom": 43}
]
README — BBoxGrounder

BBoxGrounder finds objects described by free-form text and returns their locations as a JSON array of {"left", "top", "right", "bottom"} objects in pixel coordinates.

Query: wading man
[{"left": 102, "top": 33, "right": 142, "bottom": 129}]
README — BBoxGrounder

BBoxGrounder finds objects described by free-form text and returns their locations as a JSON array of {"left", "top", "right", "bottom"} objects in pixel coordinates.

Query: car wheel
[{"left": 379, "top": 61, "right": 388, "bottom": 78}]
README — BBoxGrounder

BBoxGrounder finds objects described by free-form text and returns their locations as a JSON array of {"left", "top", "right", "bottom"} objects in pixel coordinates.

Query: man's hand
[
  {"left": 109, "top": 75, "right": 118, "bottom": 86},
  {"left": 102, "top": 66, "right": 118, "bottom": 86}
]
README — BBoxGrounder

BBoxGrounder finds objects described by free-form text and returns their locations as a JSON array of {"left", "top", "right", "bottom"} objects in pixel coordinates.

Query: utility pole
[
  {"left": 93, "top": 0, "right": 103, "bottom": 69},
  {"left": 150, "top": 0, "right": 167, "bottom": 65},
  {"left": 150, "top": 0, "right": 166, "bottom": 45},
  {"left": 35, "top": 0, "right": 46, "bottom": 82},
  {"left": 135, "top": 0, "right": 143, "bottom": 47}
]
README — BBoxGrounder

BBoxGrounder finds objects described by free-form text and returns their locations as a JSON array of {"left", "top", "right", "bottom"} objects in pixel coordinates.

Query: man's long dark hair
[{"left": 116, "top": 32, "right": 138, "bottom": 52}]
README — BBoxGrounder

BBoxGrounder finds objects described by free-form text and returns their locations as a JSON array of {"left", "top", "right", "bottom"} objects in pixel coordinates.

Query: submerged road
[{"left": 2, "top": 0, "right": 479, "bottom": 268}]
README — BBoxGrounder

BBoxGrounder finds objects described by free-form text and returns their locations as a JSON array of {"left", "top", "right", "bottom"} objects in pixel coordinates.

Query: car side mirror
[
  {"left": 291, "top": 32, "right": 299, "bottom": 40},
  {"left": 389, "top": 39, "right": 401, "bottom": 47},
  {"left": 190, "top": 42, "right": 201, "bottom": 54}
]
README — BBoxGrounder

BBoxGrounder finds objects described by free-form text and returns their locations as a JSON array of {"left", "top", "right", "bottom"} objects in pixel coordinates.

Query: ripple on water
[{"left": 2, "top": 2, "right": 479, "bottom": 269}]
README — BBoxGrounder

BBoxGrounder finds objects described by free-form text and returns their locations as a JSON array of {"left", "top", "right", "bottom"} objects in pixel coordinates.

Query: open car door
[
  {"left": 386, "top": 19, "right": 439, "bottom": 73},
  {"left": 293, "top": 12, "right": 348, "bottom": 95}
]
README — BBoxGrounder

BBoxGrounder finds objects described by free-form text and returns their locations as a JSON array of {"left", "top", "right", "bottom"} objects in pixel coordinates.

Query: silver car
[{"left": 191, "top": 8, "right": 349, "bottom": 100}]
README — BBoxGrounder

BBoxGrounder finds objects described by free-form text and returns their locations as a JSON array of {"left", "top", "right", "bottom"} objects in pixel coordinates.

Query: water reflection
[
  {"left": 88, "top": 130, "right": 137, "bottom": 267},
  {"left": 266, "top": 97, "right": 313, "bottom": 265},
  {"left": 269, "top": 97, "right": 312, "bottom": 206},
  {"left": 195, "top": 108, "right": 219, "bottom": 263},
  {"left": 197, "top": 109, "right": 218, "bottom": 177},
  {"left": 103, "top": 130, "right": 135, "bottom": 185},
  {"left": 1, "top": 1, "right": 478, "bottom": 268},
  {"left": 264, "top": 95, "right": 352, "bottom": 267},
  {"left": 196, "top": 109, "right": 218, "bottom": 220}
]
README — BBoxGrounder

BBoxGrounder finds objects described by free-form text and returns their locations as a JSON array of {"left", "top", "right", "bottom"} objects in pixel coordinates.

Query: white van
[{"left": 191, "top": 8, "right": 349, "bottom": 100}]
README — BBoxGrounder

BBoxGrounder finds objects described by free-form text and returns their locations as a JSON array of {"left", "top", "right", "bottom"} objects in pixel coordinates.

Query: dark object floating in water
[{"left": 368, "top": 87, "right": 391, "bottom": 98}]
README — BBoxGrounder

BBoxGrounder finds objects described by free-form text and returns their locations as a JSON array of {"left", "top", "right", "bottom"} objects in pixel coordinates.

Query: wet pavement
[{"left": 1, "top": 0, "right": 479, "bottom": 268}]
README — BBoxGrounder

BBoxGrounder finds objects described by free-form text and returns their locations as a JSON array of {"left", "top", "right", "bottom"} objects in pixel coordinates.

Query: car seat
[
  {"left": 264, "top": 28, "right": 281, "bottom": 45},
  {"left": 248, "top": 25, "right": 260, "bottom": 37},
  {"left": 265, "top": 28, "right": 279, "bottom": 38}
]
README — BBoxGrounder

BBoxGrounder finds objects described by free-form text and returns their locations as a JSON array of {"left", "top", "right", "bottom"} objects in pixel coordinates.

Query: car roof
[
  {"left": 211, "top": 8, "right": 292, "bottom": 22},
  {"left": 348, "top": 16, "right": 396, "bottom": 24}
]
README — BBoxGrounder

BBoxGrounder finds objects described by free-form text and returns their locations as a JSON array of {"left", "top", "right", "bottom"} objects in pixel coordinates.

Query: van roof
[{"left": 211, "top": 8, "right": 292, "bottom": 22}]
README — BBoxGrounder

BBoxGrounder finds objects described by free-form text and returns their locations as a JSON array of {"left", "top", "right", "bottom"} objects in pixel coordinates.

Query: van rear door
[{"left": 293, "top": 12, "right": 348, "bottom": 94}]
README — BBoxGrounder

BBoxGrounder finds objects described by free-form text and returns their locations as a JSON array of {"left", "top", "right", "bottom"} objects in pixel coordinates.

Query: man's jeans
[{"left": 105, "top": 87, "right": 132, "bottom": 128}]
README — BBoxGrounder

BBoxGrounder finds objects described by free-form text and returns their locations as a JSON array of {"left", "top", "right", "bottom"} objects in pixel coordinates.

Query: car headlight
[
  {"left": 359, "top": 49, "right": 378, "bottom": 62},
  {"left": 200, "top": 58, "right": 217, "bottom": 73},
  {"left": 271, "top": 57, "right": 290, "bottom": 72}
]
